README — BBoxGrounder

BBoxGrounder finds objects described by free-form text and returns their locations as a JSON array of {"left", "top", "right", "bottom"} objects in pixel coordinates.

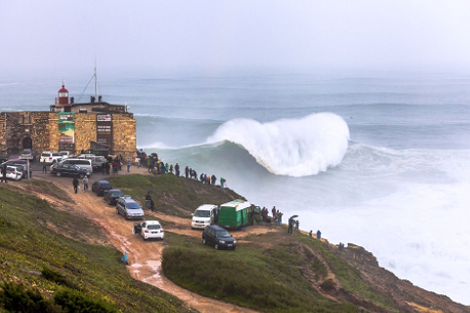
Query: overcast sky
[{"left": 2, "top": 0, "right": 470, "bottom": 77}]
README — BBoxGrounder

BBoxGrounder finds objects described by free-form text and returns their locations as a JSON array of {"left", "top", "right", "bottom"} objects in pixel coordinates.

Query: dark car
[
  {"left": 202, "top": 225, "right": 237, "bottom": 250},
  {"left": 103, "top": 189, "right": 124, "bottom": 205},
  {"left": 50, "top": 163, "right": 89, "bottom": 178},
  {"left": 92, "top": 180, "right": 113, "bottom": 196}
]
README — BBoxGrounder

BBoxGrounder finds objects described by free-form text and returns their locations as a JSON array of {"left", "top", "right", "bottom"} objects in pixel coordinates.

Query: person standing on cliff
[
  {"left": 272, "top": 206, "right": 276, "bottom": 220},
  {"left": 185, "top": 166, "right": 189, "bottom": 178},
  {"left": 73, "top": 177, "right": 79, "bottom": 194},
  {"left": 316, "top": 230, "right": 322, "bottom": 240},
  {"left": 175, "top": 163, "right": 180, "bottom": 177},
  {"left": 220, "top": 177, "right": 226, "bottom": 190}
]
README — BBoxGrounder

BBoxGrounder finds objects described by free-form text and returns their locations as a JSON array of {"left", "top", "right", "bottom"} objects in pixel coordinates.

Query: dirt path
[{"left": 27, "top": 169, "right": 259, "bottom": 313}]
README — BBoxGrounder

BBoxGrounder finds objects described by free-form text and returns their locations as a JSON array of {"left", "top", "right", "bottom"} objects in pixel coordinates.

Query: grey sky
[{"left": 2, "top": 0, "right": 470, "bottom": 76}]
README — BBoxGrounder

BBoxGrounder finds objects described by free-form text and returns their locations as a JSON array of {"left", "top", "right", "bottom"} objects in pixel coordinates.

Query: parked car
[
  {"left": 59, "top": 151, "right": 72, "bottom": 159},
  {"left": 50, "top": 163, "right": 89, "bottom": 178},
  {"left": 2, "top": 160, "right": 32, "bottom": 176},
  {"left": 103, "top": 189, "right": 124, "bottom": 205},
  {"left": 78, "top": 155, "right": 107, "bottom": 172},
  {"left": 40, "top": 151, "right": 62, "bottom": 164},
  {"left": 191, "top": 204, "right": 218, "bottom": 229},
  {"left": 132, "top": 220, "right": 164, "bottom": 240},
  {"left": 202, "top": 225, "right": 237, "bottom": 250},
  {"left": 11, "top": 164, "right": 32, "bottom": 178},
  {"left": 58, "top": 158, "right": 93, "bottom": 173},
  {"left": 21, "top": 149, "right": 36, "bottom": 161},
  {"left": 116, "top": 196, "right": 144, "bottom": 220},
  {"left": 7, "top": 154, "right": 21, "bottom": 161},
  {"left": 92, "top": 180, "right": 112, "bottom": 196},
  {"left": 0, "top": 165, "right": 23, "bottom": 181}
]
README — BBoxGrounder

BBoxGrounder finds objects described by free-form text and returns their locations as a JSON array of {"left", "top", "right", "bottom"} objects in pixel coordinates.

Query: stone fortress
[{"left": 0, "top": 82, "right": 136, "bottom": 158}]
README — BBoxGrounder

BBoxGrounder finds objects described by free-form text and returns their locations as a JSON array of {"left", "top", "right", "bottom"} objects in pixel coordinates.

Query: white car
[
  {"left": 133, "top": 220, "right": 164, "bottom": 240},
  {"left": 59, "top": 151, "right": 72, "bottom": 159},
  {"left": 40, "top": 151, "right": 62, "bottom": 164},
  {"left": 0, "top": 165, "right": 23, "bottom": 181},
  {"left": 191, "top": 204, "right": 218, "bottom": 229}
]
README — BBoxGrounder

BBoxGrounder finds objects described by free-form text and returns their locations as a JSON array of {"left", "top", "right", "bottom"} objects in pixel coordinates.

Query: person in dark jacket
[
  {"left": 211, "top": 174, "right": 216, "bottom": 185},
  {"left": 0, "top": 166, "right": 8, "bottom": 183},
  {"left": 73, "top": 177, "right": 79, "bottom": 193},
  {"left": 175, "top": 163, "right": 180, "bottom": 177},
  {"left": 185, "top": 166, "right": 189, "bottom": 178}
]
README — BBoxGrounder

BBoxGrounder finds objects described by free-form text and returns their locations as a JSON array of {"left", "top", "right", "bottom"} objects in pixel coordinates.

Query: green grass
[
  {"left": 106, "top": 174, "right": 242, "bottom": 217},
  {"left": 162, "top": 232, "right": 357, "bottom": 313},
  {"left": 0, "top": 187, "right": 196, "bottom": 313}
]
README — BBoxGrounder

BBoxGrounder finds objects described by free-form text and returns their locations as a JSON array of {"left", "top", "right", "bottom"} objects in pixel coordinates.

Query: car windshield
[
  {"left": 126, "top": 202, "right": 141, "bottom": 210},
  {"left": 110, "top": 192, "right": 123, "bottom": 197},
  {"left": 148, "top": 224, "right": 161, "bottom": 230},
  {"left": 102, "top": 184, "right": 111, "bottom": 189},
  {"left": 194, "top": 210, "right": 210, "bottom": 217},
  {"left": 216, "top": 230, "right": 232, "bottom": 238}
]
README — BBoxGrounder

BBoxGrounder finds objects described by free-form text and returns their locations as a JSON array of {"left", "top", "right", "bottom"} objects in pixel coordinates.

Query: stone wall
[
  {"left": 0, "top": 112, "right": 50, "bottom": 156},
  {"left": 112, "top": 113, "right": 136, "bottom": 159},
  {"left": 74, "top": 113, "right": 97, "bottom": 155},
  {"left": 0, "top": 111, "right": 136, "bottom": 158}
]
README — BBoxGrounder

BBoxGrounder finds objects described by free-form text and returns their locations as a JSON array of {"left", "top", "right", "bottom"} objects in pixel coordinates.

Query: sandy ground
[{"left": 28, "top": 166, "right": 263, "bottom": 313}]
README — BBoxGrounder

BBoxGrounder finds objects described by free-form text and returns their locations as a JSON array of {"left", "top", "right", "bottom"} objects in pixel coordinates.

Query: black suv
[
  {"left": 202, "top": 225, "right": 237, "bottom": 250},
  {"left": 92, "top": 180, "right": 113, "bottom": 196},
  {"left": 50, "top": 163, "right": 89, "bottom": 178}
]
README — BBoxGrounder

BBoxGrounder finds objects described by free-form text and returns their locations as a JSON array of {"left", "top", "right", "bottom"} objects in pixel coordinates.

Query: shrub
[
  {"left": 0, "top": 280, "right": 56, "bottom": 313},
  {"left": 41, "top": 267, "right": 78, "bottom": 290},
  {"left": 320, "top": 279, "right": 336, "bottom": 292},
  {"left": 53, "top": 287, "right": 117, "bottom": 313}
]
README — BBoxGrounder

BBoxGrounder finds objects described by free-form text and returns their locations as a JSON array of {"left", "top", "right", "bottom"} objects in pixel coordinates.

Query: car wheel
[
  {"left": 56, "top": 172, "right": 61, "bottom": 177},
  {"left": 232, "top": 246, "right": 236, "bottom": 251},
  {"left": 79, "top": 173, "right": 84, "bottom": 179},
  {"left": 116, "top": 208, "right": 120, "bottom": 215},
  {"left": 125, "top": 213, "right": 129, "bottom": 220},
  {"left": 202, "top": 237, "right": 206, "bottom": 245},
  {"left": 214, "top": 244, "right": 219, "bottom": 250}
]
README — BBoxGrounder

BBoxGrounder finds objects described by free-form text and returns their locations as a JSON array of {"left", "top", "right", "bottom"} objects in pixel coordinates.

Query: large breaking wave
[{"left": 206, "top": 113, "right": 350, "bottom": 177}]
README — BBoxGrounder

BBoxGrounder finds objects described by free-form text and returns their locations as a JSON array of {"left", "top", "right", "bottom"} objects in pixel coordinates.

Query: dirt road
[{"left": 29, "top": 167, "right": 260, "bottom": 313}]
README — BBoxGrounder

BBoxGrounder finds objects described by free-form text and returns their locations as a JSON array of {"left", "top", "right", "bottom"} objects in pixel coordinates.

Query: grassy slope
[
  {"left": 0, "top": 184, "right": 196, "bottom": 313},
  {"left": 1, "top": 174, "right": 434, "bottom": 313}
]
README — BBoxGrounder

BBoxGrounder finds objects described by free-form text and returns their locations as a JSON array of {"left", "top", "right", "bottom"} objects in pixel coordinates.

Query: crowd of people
[{"left": 135, "top": 150, "right": 227, "bottom": 190}]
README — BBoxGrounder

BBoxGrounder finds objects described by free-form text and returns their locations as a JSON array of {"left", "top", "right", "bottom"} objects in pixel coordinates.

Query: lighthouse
[{"left": 56, "top": 82, "right": 70, "bottom": 106}]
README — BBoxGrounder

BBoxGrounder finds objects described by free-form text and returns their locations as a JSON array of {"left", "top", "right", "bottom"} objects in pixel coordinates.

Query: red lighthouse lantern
[{"left": 57, "top": 82, "right": 70, "bottom": 106}]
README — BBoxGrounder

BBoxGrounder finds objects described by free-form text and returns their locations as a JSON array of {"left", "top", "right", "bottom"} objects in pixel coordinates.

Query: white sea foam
[{"left": 206, "top": 113, "right": 350, "bottom": 177}]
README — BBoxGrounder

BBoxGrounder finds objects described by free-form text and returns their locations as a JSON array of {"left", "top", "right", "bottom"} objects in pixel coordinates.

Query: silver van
[{"left": 58, "top": 158, "right": 93, "bottom": 173}]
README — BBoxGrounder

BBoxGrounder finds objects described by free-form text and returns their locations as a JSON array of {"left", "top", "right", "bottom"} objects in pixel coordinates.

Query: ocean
[{"left": 2, "top": 70, "right": 470, "bottom": 305}]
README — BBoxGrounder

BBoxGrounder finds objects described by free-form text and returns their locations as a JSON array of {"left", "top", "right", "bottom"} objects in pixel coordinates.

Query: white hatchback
[
  {"left": 133, "top": 220, "right": 165, "bottom": 240},
  {"left": 0, "top": 165, "right": 23, "bottom": 181}
]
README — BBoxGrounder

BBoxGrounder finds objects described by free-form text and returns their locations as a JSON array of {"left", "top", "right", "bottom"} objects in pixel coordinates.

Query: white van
[
  {"left": 58, "top": 158, "right": 93, "bottom": 173},
  {"left": 191, "top": 204, "right": 218, "bottom": 229}
]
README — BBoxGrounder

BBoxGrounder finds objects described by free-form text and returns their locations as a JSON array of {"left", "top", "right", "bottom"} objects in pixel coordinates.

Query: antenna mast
[{"left": 94, "top": 66, "right": 97, "bottom": 100}]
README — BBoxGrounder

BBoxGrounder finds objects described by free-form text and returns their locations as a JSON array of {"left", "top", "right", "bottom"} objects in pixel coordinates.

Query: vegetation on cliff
[{"left": 0, "top": 184, "right": 195, "bottom": 313}]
